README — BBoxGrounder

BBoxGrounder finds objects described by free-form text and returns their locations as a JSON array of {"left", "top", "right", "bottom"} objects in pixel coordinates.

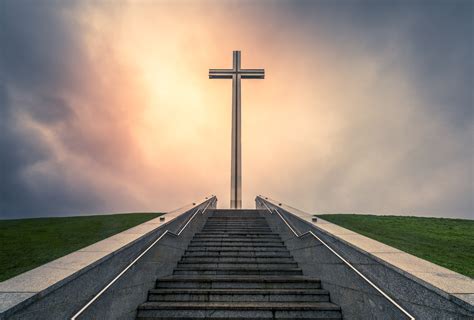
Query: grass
[
  {"left": 0, "top": 212, "right": 163, "bottom": 282},
  {"left": 316, "top": 214, "right": 474, "bottom": 278}
]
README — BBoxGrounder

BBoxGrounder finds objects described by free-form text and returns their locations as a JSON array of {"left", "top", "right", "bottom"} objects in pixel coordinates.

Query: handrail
[
  {"left": 257, "top": 197, "right": 415, "bottom": 320},
  {"left": 71, "top": 197, "right": 216, "bottom": 320}
]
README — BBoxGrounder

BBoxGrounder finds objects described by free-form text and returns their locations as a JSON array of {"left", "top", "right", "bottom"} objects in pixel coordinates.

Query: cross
[{"left": 209, "top": 51, "right": 265, "bottom": 209}]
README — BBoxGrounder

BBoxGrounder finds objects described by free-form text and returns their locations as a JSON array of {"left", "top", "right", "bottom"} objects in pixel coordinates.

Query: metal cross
[{"left": 209, "top": 51, "right": 265, "bottom": 209}]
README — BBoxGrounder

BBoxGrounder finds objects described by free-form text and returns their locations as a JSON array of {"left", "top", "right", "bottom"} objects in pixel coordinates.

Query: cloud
[
  {"left": 243, "top": 0, "right": 473, "bottom": 218},
  {"left": 0, "top": 0, "right": 472, "bottom": 219},
  {"left": 0, "top": 2, "right": 103, "bottom": 217}
]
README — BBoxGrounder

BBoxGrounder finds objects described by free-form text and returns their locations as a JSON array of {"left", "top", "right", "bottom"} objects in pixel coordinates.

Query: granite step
[
  {"left": 147, "top": 288, "right": 331, "bottom": 302},
  {"left": 201, "top": 229, "right": 273, "bottom": 232},
  {"left": 180, "top": 256, "right": 295, "bottom": 263},
  {"left": 204, "top": 221, "right": 270, "bottom": 228},
  {"left": 155, "top": 276, "right": 323, "bottom": 289},
  {"left": 193, "top": 236, "right": 282, "bottom": 242},
  {"left": 177, "top": 262, "right": 299, "bottom": 268},
  {"left": 195, "top": 232, "right": 277, "bottom": 236},
  {"left": 184, "top": 251, "right": 292, "bottom": 257},
  {"left": 206, "top": 221, "right": 268, "bottom": 228},
  {"left": 206, "top": 222, "right": 268, "bottom": 228},
  {"left": 136, "top": 302, "right": 342, "bottom": 319},
  {"left": 188, "top": 242, "right": 285, "bottom": 247},
  {"left": 204, "top": 221, "right": 268, "bottom": 224},
  {"left": 205, "top": 219, "right": 266, "bottom": 222},
  {"left": 207, "top": 215, "right": 265, "bottom": 218},
  {"left": 191, "top": 237, "right": 283, "bottom": 244},
  {"left": 193, "top": 234, "right": 281, "bottom": 238},
  {"left": 202, "top": 224, "right": 270, "bottom": 226},
  {"left": 185, "top": 246, "right": 290, "bottom": 252},
  {"left": 173, "top": 267, "right": 303, "bottom": 276}
]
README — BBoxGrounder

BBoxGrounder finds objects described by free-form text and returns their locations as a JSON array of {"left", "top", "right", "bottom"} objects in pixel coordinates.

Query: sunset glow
[{"left": 1, "top": 0, "right": 472, "bottom": 218}]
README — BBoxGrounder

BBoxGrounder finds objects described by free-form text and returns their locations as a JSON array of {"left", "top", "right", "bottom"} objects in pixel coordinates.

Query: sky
[{"left": 0, "top": 0, "right": 472, "bottom": 219}]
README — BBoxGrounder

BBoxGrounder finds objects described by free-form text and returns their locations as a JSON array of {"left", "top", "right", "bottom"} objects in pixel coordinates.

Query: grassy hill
[
  {"left": 0, "top": 212, "right": 163, "bottom": 282},
  {"left": 2, "top": 212, "right": 471, "bottom": 282},
  {"left": 316, "top": 214, "right": 474, "bottom": 278}
]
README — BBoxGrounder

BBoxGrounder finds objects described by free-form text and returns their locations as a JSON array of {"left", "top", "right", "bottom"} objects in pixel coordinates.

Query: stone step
[
  {"left": 201, "top": 228, "right": 272, "bottom": 231},
  {"left": 189, "top": 242, "right": 284, "bottom": 247},
  {"left": 204, "top": 221, "right": 267, "bottom": 223},
  {"left": 155, "top": 276, "right": 322, "bottom": 289},
  {"left": 207, "top": 217, "right": 265, "bottom": 220},
  {"left": 196, "top": 231, "right": 274, "bottom": 234},
  {"left": 194, "top": 234, "right": 281, "bottom": 238},
  {"left": 206, "top": 221, "right": 266, "bottom": 223},
  {"left": 199, "top": 231, "right": 273, "bottom": 234},
  {"left": 184, "top": 251, "right": 292, "bottom": 257},
  {"left": 203, "top": 224, "right": 269, "bottom": 227},
  {"left": 204, "top": 222, "right": 268, "bottom": 225},
  {"left": 192, "top": 237, "right": 282, "bottom": 242},
  {"left": 206, "top": 219, "right": 265, "bottom": 222},
  {"left": 203, "top": 223, "right": 269, "bottom": 226},
  {"left": 203, "top": 226, "right": 270, "bottom": 229},
  {"left": 181, "top": 256, "right": 295, "bottom": 263},
  {"left": 191, "top": 239, "right": 283, "bottom": 243},
  {"left": 205, "top": 222, "right": 267, "bottom": 225},
  {"left": 177, "top": 262, "right": 299, "bottom": 268},
  {"left": 147, "top": 288, "right": 330, "bottom": 302},
  {"left": 208, "top": 219, "right": 266, "bottom": 221},
  {"left": 203, "top": 226, "right": 269, "bottom": 229},
  {"left": 136, "top": 301, "right": 342, "bottom": 319},
  {"left": 186, "top": 247, "right": 289, "bottom": 252},
  {"left": 173, "top": 267, "right": 303, "bottom": 276},
  {"left": 196, "top": 232, "right": 277, "bottom": 236},
  {"left": 188, "top": 242, "right": 286, "bottom": 250},
  {"left": 207, "top": 216, "right": 265, "bottom": 218},
  {"left": 189, "top": 240, "right": 284, "bottom": 247}
]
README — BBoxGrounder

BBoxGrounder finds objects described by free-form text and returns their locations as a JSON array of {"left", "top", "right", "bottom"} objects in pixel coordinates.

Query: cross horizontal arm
[
  {"left": 209, "top": 68, "right": 265, "bottom": 79},
  {"left": 209, "top": 74, "right": 233, "bottom": 79},
  {"left": 239, "top": 69, "right": 265, "bottom": 74},
  {"left": 209, "top": 69, "right": 234, "bottom": 74},
  {"left": 209, "top": 69, "right": 233, "bottom": 79},
  {"left": 241, "top": 69, "right": 264, "bottom": 79},
  {"left": 209, "top": 69, "right": 264, "bottom": 74},
  {"left": 241, "top": 73, "right": 264, "bottom": 79}
]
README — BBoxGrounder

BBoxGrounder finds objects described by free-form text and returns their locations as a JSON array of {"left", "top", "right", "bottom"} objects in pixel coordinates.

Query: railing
[
  {"left": 256, "top": 196, "right": 415, "bottom": 320},
  {"left": 71, "top": 196, "right": 217, "bottom": 320}
]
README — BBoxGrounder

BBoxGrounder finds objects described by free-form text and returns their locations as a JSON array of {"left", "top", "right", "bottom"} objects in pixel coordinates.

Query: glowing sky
[{"left": 1, "top": 0, "right": 472, "bottom": 218}]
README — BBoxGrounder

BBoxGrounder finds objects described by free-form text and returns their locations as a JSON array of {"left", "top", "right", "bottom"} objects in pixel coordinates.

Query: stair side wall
[
  {"left": 257, "top": 202, "right": 473, "bottom": 320},
  {"left": 1, "top": 200, "right": 215, "bottom": 320}
]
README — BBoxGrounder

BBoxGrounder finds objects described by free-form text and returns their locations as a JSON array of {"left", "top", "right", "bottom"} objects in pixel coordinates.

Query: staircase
[{"left": 136, "top": 209, "right": 342, "bottom": 319}]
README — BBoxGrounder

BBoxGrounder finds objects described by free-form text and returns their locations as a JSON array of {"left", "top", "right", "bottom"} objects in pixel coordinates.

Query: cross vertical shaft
[
  {"left": 231, "top": 51, "right": 242, "bottom": 209},
  {"left": 209, "top": 51, "right": 264, "bottom": 209}
]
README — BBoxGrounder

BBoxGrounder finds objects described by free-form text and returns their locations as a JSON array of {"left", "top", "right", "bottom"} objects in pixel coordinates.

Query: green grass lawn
[
  {"left": 0, "top": 212, "right": 163, "bottom": 282},
  {"left": 316, "top": 214, "right": 474, "bottom": 278}
]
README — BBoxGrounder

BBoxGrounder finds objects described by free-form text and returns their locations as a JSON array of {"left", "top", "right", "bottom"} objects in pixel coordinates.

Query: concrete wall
[
  {"left": 256, "top": 197, "right": 474, "bottom": 320},
  {"left": 0, "top": 197, "right": 216, "bottom": 320}
]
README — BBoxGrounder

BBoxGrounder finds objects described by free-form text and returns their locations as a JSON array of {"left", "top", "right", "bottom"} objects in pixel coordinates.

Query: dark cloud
[
  {"left": 0, "top": 1, "right": 103, "bottom": 218},
  {"left": 286, "top": 0, "right": 473, "bottom": 127}
]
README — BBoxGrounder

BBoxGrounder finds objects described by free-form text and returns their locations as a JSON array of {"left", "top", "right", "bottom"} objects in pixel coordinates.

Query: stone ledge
[
  {"left": 259, "top": 196, "right": 474, "bottom": 312},
  {"left": 0, "top": 196, "right": 213, "bottom": 317}
]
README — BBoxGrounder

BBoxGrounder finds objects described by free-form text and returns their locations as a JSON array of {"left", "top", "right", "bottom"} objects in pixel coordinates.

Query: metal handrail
[
  {"left": 71, "top": 197, "right": 216, "bottom": 320},
  {"left": 257, "top": 197, "right": 415, "bottom": 320}
]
